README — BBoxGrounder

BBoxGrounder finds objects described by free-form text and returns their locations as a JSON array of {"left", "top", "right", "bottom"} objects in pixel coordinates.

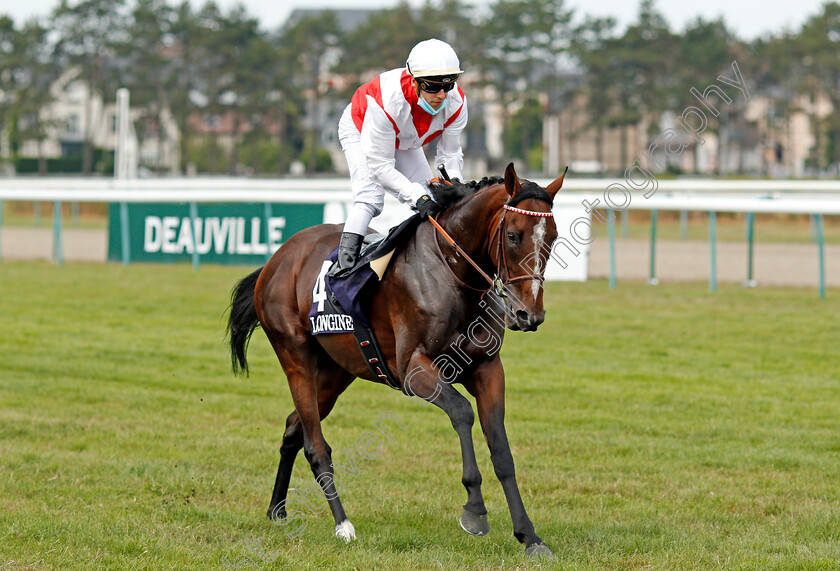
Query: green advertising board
[{"left": 107, "top": 202, "right": 325, "bottom": 265}]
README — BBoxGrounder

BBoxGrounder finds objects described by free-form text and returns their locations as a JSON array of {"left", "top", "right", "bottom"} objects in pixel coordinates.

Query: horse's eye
[{"left": 507, "top": 231, "right": 519, "bottom": 245}]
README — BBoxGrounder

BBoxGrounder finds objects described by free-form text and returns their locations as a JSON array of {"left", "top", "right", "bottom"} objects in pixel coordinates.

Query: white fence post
[{"left": 115, "top": 89, "right": 138, "bottom": 181}]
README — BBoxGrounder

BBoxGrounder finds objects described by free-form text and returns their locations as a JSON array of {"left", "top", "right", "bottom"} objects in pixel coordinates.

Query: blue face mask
[{"left": 418, "top": 97, "right": 449, "bottom": 116}]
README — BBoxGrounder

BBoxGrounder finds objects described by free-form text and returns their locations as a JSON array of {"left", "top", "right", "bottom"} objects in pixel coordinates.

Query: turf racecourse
[{"left": 1, "top": 262, "right": 838, "bottom": 570}]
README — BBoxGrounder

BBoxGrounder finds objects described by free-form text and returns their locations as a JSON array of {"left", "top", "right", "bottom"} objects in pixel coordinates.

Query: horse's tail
[{"left": 227, "top": 266, "right": 263, "bottom": 376}]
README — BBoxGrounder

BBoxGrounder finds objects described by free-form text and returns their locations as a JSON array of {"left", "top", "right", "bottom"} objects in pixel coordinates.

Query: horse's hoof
[
  {"left": 335, "top": 519, "right": 356, "bottom": 542},
  {"left": 459, "top": 508, "right": 489, "bottom": 536},
  {"left": 525, "top": 542, "right": 554, "bottom": 559},
  {"left": 266, "top": 505, "right": 286, "bottom": 520}
]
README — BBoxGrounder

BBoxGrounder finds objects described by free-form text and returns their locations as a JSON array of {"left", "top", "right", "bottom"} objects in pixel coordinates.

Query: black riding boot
[{"left": 328, "top": 232, "right": 364, "bottom": 278}]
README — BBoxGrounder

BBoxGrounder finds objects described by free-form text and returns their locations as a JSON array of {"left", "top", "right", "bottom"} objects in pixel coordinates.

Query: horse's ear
[
  {"left": 545, "top": 166, "right": 569, "bottom": 198},
  {"left": 504, "top": 162, "right": 521, "bottom": 197}
]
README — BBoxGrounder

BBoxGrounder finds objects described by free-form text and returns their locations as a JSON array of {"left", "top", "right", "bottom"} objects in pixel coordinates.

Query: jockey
[{"left": 332, "top": 38, "right": 468, "bottom": 276}]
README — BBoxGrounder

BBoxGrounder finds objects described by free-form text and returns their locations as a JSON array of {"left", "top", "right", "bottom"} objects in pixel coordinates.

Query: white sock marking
[{"left": 335, "top": 519, "right": 356, "bottom": 542}]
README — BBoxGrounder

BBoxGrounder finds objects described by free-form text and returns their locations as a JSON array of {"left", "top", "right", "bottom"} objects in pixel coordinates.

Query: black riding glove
[{"left": 415, "top": 194, "right": 440, "bottom": 219}]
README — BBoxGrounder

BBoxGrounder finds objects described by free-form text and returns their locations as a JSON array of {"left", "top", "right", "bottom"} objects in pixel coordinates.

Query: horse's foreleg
[
  {"left": 404, "top": 354, "right": 488, "bottom": 535},
  {"left": 470, "top": 360, "right": 552, "bottom": 558}
]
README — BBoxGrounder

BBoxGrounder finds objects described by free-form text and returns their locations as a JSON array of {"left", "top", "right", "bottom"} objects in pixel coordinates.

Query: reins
[
  {"left": 428, "top": 216, "right": 495, "bottom": 289},
  {"left": 428, "top": 200, "right": 554, "bottom": 296}
]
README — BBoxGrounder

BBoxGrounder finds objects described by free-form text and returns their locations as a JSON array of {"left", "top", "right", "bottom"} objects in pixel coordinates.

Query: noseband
[{"left": 429, "top": 199, "right": 554, "bottom": 297}]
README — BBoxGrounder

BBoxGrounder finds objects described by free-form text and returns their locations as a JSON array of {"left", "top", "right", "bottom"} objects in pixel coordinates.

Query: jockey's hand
[
  {"left": 414, "top": 194, "right": 440, "bottom": 219},
  {"left": 429, "top": 177, "right": 453, "bottom": 186}
]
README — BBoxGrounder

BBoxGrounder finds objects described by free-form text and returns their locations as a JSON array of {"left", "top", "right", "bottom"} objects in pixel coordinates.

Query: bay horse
[{"left": 227, "top": 163, "right": 566, "bottom": 557}]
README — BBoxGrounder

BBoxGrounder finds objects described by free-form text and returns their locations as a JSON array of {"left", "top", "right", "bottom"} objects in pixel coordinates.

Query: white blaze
[{"left": 531, "top": 218, "right": 547, "bottom": 299}]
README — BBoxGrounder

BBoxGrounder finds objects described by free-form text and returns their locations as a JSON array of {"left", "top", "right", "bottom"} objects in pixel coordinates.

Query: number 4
[{"left": 313, "top": 260, "right": 332, "bottom": 313}]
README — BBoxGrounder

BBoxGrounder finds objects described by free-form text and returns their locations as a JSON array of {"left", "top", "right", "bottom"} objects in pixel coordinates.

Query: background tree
[
  {"left": 187, "top": 2, "right": 231, "bottom": 173},
  {"left": 677, "top": 16, "right": 734, "bottom": 92},
  {"left": 280, "top": 10, "right": 341, "bottom": 173},
  {"left": 236, "top": 32, "right": 279, "bottom": 174},
  {"left": 4, "top": 0, "right": 840, "bottom": 177},
  {"left": 481, "top": 0, "right": 573, "bottom": 168},
  {"left": 8, "top": 20, "right": 59, "bottom": 173},
  {"left": 269, "top": 27, "right": 301, "bottom": 175},
  {"left": 338, "top": 3, "right": 426, "bottom": 80},
  {"left": 118, "top": 0, "right": 176, "bottom": 172},
  {"left": 744, "top": 30, "right": 798, "bottom": 175},
  {"left": 0, "top": 16, "right": 15, "bottom": 161},
  {"left": 676, "top": 17, "right": 736, "bottom": 173},
  {"left": 795, "top": 2, "right": 840, "bottom": 171},
  {"left": 52, "top": 0, "right": 128, "bottom": 174},
  {"left": 612, "top": 0, "right": 678, "bottom": 136},
  {"left": 214, "top": 5, "right": 263, "bottom": 175},
  {"left": 570, "top": 15, "right": 620, "bottom": 170},
  {"left": 165, "top": 1, "right": 199, "bottom": 174}
]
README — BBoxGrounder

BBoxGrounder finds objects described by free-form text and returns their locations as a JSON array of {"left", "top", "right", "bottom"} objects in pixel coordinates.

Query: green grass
[{"left": 1, "top": 262, "right": 838, "bottom": 570}]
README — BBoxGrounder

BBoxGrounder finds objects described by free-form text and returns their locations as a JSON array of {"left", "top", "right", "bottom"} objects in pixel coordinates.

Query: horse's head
[{"left": 493, "top": 163, "right": 566, "bottom": 332}]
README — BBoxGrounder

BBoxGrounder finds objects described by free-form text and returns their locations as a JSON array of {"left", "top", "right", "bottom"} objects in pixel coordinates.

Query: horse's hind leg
[
  {"left": 267, "top": 368, "right": 353, "bottom": 522},
  {"left": 294, "top": 374, "right": 356, "bottom": 540},
  {"left": 267, "top": 335, "right": 356, "bottom": 540},
  {"left": 267, "top": 411, "right": 303, "bottom": 520}
]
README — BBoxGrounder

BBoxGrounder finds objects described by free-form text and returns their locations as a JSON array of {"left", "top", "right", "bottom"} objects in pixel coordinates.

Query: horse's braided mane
[
  {"left": 428, "top": 176, "right": 504, "bottom": 211},
  {"left": 464, "top": 176, "right": 505, "bottom": 192},
  {"left": 428, "top": 175, "right": 552, "bottom": 212}
]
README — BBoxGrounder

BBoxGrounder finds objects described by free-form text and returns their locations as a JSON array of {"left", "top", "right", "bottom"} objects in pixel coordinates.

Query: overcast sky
[{"left": 1, "top": 0, "right": 829, "bottom": 40}]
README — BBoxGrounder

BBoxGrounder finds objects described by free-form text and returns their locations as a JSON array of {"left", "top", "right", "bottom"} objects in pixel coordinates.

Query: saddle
[{"left": 307, "top": 215, "right": 423, "bottom": 389}]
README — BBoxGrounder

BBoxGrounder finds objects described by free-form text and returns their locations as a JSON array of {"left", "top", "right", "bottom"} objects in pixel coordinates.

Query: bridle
[
  {"left": 491, "top": 203, "right": 553, "bottom": 296},
  {"left": 429, "top": 200, "right": 554, "bottom": 297}
]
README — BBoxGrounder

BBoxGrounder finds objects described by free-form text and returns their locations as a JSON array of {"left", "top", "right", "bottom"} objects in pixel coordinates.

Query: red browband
[{"left": 503, "top": 205, "right": 554, "bottom": 217}]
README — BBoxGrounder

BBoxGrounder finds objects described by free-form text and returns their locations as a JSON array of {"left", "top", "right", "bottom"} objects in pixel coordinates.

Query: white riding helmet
[{"left": 406, "top": 39, "right": 463, "bottom": 80}]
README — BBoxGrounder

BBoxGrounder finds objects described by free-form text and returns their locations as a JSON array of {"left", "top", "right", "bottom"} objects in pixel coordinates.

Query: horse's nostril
[{"left": 516, "top": 310, "right": 529, "bottom": 323}]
